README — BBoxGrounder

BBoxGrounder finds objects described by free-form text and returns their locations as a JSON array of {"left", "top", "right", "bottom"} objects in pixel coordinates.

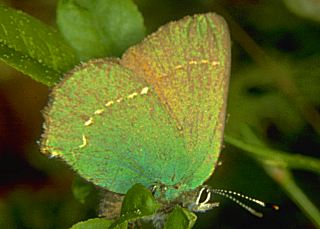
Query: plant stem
[
  {"left": 265, "top": 167, "right": 320, "bottom": 228},
  {"left": 224, "top": 135, "right": 320, "bottom": 175}
]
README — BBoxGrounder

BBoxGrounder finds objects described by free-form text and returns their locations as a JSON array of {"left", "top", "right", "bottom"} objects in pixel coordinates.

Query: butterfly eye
[{"left": 195, "top": 187, "right": 211, "bottom": 205}]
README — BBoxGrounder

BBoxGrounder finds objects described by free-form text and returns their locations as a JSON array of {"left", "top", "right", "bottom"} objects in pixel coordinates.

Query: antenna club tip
[{"left": 266, "top": 203, "right": 280, "bottom": 211}]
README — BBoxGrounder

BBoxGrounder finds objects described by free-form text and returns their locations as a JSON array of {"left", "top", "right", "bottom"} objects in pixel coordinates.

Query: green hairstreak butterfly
[{"left": 41, "top": 12, "right": 232, "bottom": 216}]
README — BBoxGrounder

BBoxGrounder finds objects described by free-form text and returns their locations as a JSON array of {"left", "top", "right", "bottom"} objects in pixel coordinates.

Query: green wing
[
  {"left": 121, "top": 13, "right": 231, "bottom": 189},
  {"left": 41, "top": 59, "right": 190, "bottom": 196},
  {"left": 41, "top": 13, "right": 230, "bottom": 200}
]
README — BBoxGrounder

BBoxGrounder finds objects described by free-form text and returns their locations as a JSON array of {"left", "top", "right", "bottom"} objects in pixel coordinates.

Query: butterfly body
[{"left": 41, "top": 13, "right": 230, "bottom": 201}]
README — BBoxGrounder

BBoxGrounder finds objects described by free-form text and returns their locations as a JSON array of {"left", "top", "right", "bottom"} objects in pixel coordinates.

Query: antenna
[{"left": 209, "top": 188, "right": 279, "bottom": 217}]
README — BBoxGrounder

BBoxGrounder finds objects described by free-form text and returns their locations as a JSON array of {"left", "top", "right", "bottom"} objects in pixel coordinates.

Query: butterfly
[{"left": 41, "top": 12, "right": 233, "bottom": 222}]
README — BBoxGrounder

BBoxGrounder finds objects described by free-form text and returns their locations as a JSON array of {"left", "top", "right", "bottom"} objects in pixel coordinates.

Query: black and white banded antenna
[{"left": 209, "top": 188, "right": 279, "bottom": 217}]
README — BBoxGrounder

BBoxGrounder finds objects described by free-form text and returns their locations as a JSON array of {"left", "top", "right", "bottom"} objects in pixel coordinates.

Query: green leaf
[
  {"left": 57, "top": 0, "right": 146, "bottom": 60},
  {"left": 121, "top": 183, "right": 160, "bottom": 217},
  {"left": 110, "top": 183, "right": 160, "bottom": 228},
  {"left": 0, "top": 5, "right": 78, "bottom": 86},
  {"left": 164, "top": 206, "right": 197, "bottom": 229},
  {"left": 72, "top": 175, "right": 94, "bottom": 204},
  {"left": 70, "top": 218, "right": 121, "bottom": 229}
]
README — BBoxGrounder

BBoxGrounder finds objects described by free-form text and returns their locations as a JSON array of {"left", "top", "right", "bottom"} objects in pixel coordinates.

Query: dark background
[{"left": 0, "top": 0, "right": 319, "bottom": 228}]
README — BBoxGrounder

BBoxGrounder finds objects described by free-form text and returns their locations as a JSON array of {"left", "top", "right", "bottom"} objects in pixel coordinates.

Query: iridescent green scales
[{"left": 41, "top": 13, "right": 231, "bottom": 201}]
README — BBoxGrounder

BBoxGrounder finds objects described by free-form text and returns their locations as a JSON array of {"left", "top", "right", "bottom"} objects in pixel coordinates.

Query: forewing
[
  {"left": 41, "top": 59, "right": 188, "bottom": 194},
  {"left": 121, "top": 13, "right": 231, "bottom": 187}
]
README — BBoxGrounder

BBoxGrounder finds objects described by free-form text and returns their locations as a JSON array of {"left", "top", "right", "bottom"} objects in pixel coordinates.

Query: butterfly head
[{"left": 152, "top": 184, "right": 279, "bottom": 217}]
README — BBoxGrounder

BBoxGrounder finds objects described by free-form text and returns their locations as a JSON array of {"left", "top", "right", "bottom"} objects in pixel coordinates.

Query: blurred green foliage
[
  {"left": 0, "top": 0, "right": 319, "bottom": 228},
  {"left": 57, "top": 0, "right": 145, "bottom": 60}
]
